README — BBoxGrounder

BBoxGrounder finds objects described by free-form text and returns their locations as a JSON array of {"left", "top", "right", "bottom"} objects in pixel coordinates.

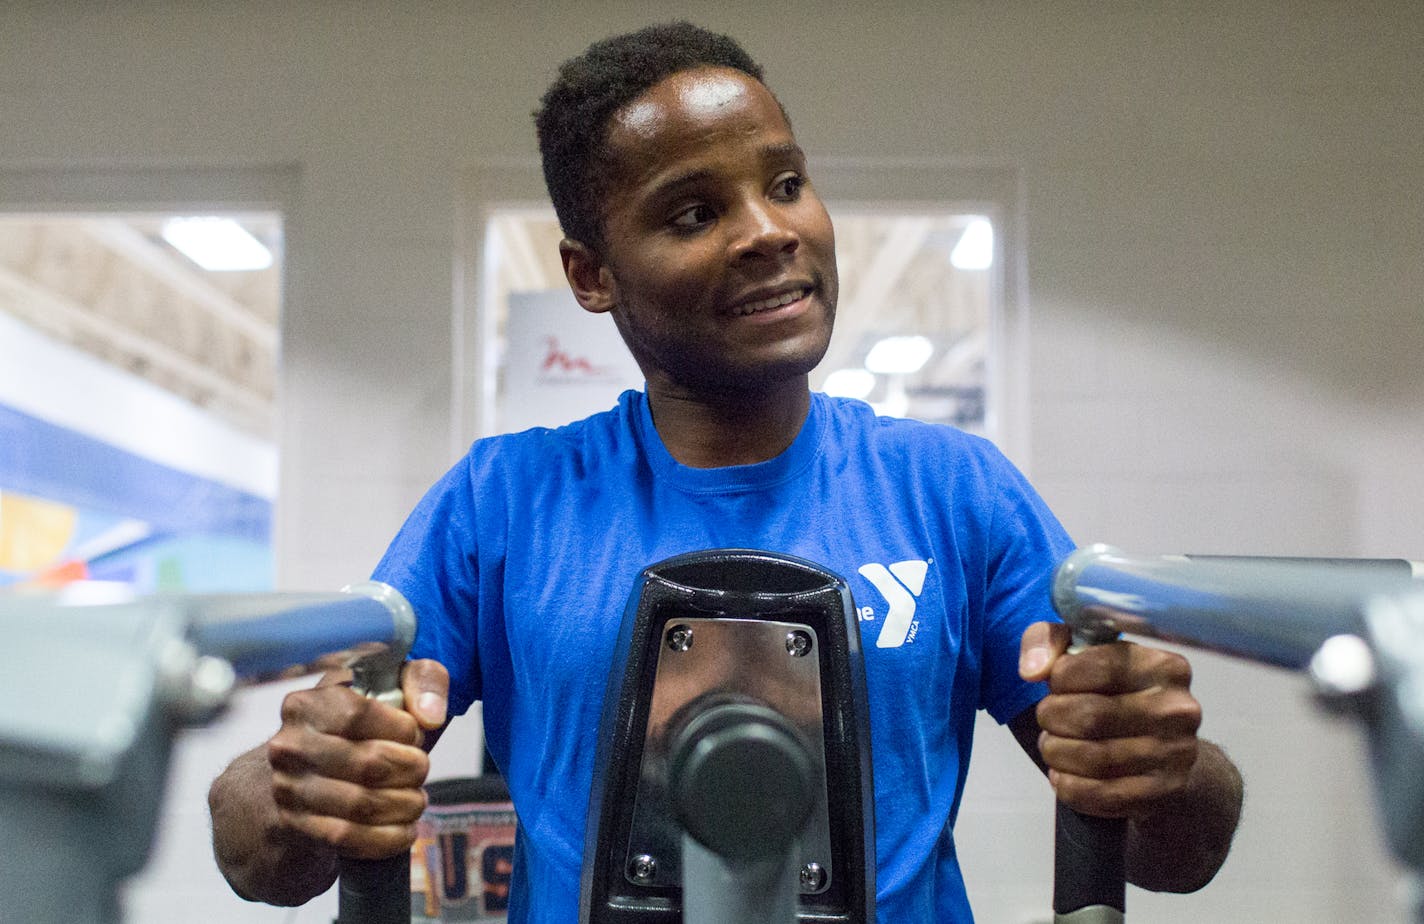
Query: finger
[
  {"left": 271, "top": 769, "right": 429, "bottom": 827},
  {"left": 1036, "top": 687, "right": 1203, "bottom": 740},
  {"left": 268, "top": 727, "right": 431, "bottom": 789},
  {"left": 1049, "top": 641, "right": 1193, "bottom": 696},
  {"left": 1039, "top": 730, "right": 1200, "bottom": 781},
  {"left": 1049, "top": 764, "right": 1196, "bottom": 819},
  {"left": 275, "top": 808, "right": 420, "bottom": 861},
  {"left": 281, "top": 684, "right": 424, "bottom": 747},
  {"left": 1019, "top": 620, "right": 1071, "bottom": 681},
  {"left": 401, "top": 658, "right": 449, "bottom": 730}
]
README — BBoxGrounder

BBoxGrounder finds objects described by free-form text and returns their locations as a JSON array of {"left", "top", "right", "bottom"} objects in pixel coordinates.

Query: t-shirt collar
[{"left": 629, "top": 389, "right": 825, "bottom": 493}]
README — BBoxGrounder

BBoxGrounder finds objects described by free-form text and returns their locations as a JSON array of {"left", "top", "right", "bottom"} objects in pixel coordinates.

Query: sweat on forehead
[{"left": 615, "top": 68, "right": 763, "bottom": 138}]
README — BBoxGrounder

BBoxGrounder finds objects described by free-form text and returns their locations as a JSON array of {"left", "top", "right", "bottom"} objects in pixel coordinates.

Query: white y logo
[{"left": 858, "top": 560, "right": 929, "bottom": 648}]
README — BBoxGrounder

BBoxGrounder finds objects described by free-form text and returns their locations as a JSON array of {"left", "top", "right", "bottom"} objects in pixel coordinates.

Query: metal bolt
[
  {"left": 186, "top": 655, "right": 238, "bottom": 719},
  {"left": 1309, "top": 634, "right": 1376, "bottom": 707},
  {"left": 667, "top": 625, "right": 694, "bottom": 652},
  {"left": 627, "top": 853, "right": 658, "bottom": 884},
  {"left": 799, "top": 862, "right": 826, "bottom": 891},
  {"left": 157, "top": 640, "right": 235, "bottom": 725},
  {"left": 786, "top": 630, "right": 813, "bottom": 658}
]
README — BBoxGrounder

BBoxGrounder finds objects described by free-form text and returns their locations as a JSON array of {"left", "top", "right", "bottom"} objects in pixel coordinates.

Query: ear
[{"left": 560, "top": 238, "right": 617, "bottom": 314}]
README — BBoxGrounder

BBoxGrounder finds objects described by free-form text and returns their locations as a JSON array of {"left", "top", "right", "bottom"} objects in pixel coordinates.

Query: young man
[{"left": 209, "top": 22, "right": 1242, "bottom": 922}]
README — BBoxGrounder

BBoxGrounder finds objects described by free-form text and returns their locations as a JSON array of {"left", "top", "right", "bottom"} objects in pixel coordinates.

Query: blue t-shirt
[{"left": 373, "top": 390, "right": 1074, "bottom": 923}]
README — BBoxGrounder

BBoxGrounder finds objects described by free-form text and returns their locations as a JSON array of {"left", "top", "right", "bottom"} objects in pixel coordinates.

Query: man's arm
[
  {"left": 208, "top": 660, "right": 449, "bottom": 906},
  {"left": 1014, "top": 622, "right": 1244, "bottom": 893}
]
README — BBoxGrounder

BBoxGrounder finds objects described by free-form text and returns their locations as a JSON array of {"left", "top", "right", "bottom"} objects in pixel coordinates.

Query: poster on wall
[
  {"left": 498, "top": 289, "right": 644, "bottom": 434},
  {"left": 0, "top": 311, "right": 275, "bottom": 595},
  {"left": 0, "top": 403, "right": 272, "bottom": 594}
]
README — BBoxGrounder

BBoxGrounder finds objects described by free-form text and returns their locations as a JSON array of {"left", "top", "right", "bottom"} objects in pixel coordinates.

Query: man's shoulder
[{"left": 468, "top": 395, "right": 636, "bottom": 461}]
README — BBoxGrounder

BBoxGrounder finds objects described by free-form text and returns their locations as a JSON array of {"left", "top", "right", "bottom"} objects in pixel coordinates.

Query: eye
[
  {"left": 670, "top": 203, "right": 716, "bottom": 230},
  {"left": 771, "top": 173, "right": 805, "bottom": 201}
]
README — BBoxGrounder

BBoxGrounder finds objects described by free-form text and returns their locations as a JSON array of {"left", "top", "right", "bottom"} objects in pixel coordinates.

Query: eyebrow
[{"left": 646, "top": 141, "right": 809, "bottom": 199}]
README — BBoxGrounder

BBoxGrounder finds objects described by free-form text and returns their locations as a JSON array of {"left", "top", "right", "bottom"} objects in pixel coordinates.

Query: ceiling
[
  {"left": 0, "top": 213, "right": 280, "bottom": 438},
  {"left": 0, "top": 208, "right": 991, "bottom": 440}
]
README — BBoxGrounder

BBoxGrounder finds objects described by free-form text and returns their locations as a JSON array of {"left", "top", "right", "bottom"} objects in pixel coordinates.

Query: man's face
[{"left": 590, "top": 66, "right": 838, "bottom": 397}]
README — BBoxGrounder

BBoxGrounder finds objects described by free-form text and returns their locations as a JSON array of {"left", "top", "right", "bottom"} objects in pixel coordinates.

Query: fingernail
[
  {"left": 1021, "top": 648, "right": 1047, "bottom": 677},
  {"left": 418, "top": 691, "right": 446, "bottom": 725}
]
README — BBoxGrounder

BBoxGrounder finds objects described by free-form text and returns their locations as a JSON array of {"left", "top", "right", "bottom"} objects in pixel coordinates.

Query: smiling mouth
[{"left": 730, "top": 286, "right": 812, "bottom": 317}]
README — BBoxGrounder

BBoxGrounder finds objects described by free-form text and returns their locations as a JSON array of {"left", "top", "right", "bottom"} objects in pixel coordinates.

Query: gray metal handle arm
[
  {"left": 1049, "top": 544, "right": 1424, "bottom": 885},
  {"left": 0, "top": 582, "right": 420, "bottom": 924}
]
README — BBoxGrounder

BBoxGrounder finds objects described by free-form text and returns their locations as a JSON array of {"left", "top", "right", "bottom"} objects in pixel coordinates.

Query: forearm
[
  {"left": 1125, "top": 739, "right": 1243, "bottom": 893},
  {"left": 208, "top": 746, "right": 340, "bottom": 906}
]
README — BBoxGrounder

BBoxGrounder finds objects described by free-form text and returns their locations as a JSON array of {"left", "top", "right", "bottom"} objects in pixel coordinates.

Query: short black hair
[{"left": 534, "top": 21, "right": 768, "bottom": 253}]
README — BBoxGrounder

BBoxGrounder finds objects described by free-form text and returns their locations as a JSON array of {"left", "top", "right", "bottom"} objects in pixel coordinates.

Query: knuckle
[
  {"left": 278, "top": 690, "right": 308, "bottom": 724},
  {"left": 266, "top": 735, "right": 306, "bottom": 772},
  {"left": 392, "top": 791, "right": 428, "bottom": 825},
  {"left": 350, "top": 749, "right": 395, "bottom": 786},
  {"left": 1164, "top": 736, "right": 1200, "bottom": 771},
  {"left": 1058, "top": 775, "right": 1116, "bottom": 817},
  {"left": 1157, "top": 692, "right": 1203, "bottom": 732},
  {"left": 349, "top": 789, "right": 386, "bottom": 824},
  {"left": 280, "top": 685, "right": 365, "bottom": 732},
  {"left": 1043, "top": 694, "right": 1113, "bottom": 739},
  {"left": 352, "top": 742, "right": 419, "bottom": 786},
  {"left": 1035, "top": 695, "right": 1074, "bottom": 734},
  {"left": 407, "top": 750, "right": 431, "bottom": 784},
  {"left": 1071, "top": 697, "right": 1113, "bottom": 738},
  {"left": 1161, "top": 651, "right": 1193, "bottom": 685},
  {"left": 326, "top": 819, "right": 362, "bottom": 852}
]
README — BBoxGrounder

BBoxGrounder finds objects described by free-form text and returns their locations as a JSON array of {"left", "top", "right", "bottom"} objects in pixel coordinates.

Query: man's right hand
[
  {"left": 267, "top": 658, "right": 450, "bottom": 860},
  {"left": 208, "top": 658, "right": 449, "bottom": 905}
]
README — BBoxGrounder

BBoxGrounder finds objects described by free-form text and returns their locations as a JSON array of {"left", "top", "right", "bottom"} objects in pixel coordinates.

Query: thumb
[
  {"left": 1019, "top": 621, "right": 1071, "bottom": 682},
  {"left": 401, "top": 658, "right": 450, "bottom": 730}
]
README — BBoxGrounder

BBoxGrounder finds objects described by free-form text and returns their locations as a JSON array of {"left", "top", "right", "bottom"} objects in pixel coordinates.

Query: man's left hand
[{"left": 1018, "top": 620, "right": 1203, "bottom": 819}]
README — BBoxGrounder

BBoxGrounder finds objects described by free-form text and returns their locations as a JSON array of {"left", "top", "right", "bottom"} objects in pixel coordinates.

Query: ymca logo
[{"left": 857, "top": 560, "right": 929, "bottom": 648}]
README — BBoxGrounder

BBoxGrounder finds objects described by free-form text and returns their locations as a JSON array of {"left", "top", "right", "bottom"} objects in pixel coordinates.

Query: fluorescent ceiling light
[
  {"left": 161, "top": 217, "right": 273, "bottom": 271},
  {"left": 865, "top": 335, "right": 934, "bottom": 375},
  {"left": 822, "top": 368, "right": 876, "bottom": 399},
  {"left": 950, "top": 218, "right": 993, "bottom": 270}
]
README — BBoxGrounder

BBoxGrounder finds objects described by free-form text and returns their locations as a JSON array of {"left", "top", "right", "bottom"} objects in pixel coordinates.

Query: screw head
[
  {"left": 627, "top": 853, "right": 658, "bottom": 884},
  {"left": 1309, "top": 634, "right": 1376, "bottom": 703},
  {"left": 800, "top": 861, "right": 826, "bottom": 891},
  {"left": 667, "top": 624, "right": 694, "bottom": 652},
  {"left": 786, "top": 630, "right": 813, "bottom": 658}
]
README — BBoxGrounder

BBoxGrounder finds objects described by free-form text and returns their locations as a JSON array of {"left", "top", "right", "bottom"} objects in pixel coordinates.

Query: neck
[{"left": 646, "top": 377, "right": 811, "bottom": 468}]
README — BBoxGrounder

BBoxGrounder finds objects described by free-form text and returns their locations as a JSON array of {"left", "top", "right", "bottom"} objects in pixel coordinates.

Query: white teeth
[{"left": 732, "top": 287, "right": 809, "bottom": 316}]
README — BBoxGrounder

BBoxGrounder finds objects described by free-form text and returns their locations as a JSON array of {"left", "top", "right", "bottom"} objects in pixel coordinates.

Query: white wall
[{"left": 3, "top": 3, "right": 1421, "bottom": 922}]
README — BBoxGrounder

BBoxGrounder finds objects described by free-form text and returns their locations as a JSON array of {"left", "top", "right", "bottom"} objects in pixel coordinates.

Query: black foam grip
[
  {"left": 335, "top": 854, "right": 410, "bottom": 924},
  {"left": 1053, "top": 801, "right": 1126, "bottom": 915}
]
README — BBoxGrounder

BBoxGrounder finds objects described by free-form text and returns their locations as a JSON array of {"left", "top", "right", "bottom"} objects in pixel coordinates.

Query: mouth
[{"left": 728, "top": 285, "right": 814, "bottom": 317}]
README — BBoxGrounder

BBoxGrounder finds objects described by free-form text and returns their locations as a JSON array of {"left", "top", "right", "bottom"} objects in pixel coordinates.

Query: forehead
[{"left": 603, "top": 66, "right": 795, "bottom": 185}]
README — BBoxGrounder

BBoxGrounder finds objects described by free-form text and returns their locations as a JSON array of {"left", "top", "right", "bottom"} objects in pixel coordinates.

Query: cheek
[
  {"left": 628, "top": 248, "right": 720, "bottom": 305},
  {"left": 799, "top": 208, "right": 837, "bottom": 266},
  {"left": 809, "top": 225, "right": 839, "bottom": 298}
]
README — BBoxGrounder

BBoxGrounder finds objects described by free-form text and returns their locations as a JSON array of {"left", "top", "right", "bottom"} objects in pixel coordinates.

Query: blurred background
[{"left": 1, "top": 2, "right": 1420, "bottom": 921}]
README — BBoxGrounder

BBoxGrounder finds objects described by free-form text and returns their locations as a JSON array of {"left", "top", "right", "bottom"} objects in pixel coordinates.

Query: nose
[{"left": 728, "top": 199, "right": 799, "bottom": 263}]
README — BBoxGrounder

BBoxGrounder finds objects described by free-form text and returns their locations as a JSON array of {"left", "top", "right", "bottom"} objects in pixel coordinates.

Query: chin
[{"left": 720, "top": 350, "right": 828, "bottom": 394}]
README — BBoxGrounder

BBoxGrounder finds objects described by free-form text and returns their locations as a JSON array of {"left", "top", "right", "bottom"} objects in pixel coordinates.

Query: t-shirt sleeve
[
  {"left": 371, "top": 453, "right": 485, "bottom": 717},
  {"left": 978, "top": 447, "right": 1076, "bottom": 724}
]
